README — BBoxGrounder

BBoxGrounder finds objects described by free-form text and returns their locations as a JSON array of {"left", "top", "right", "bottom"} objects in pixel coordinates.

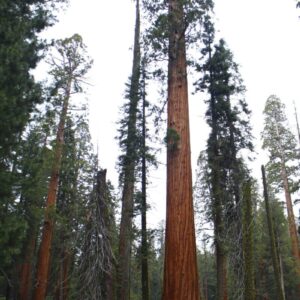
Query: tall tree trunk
[
  {"left": 242, "top": 181, "right": 255, "bottom": 300},
  {"left": 19, "top": 227, "right": 37, "bottom": 300},
  {"left": 261, "top": 165, "right": 285, "bottom": 300},
  {"left": 163, "top": 1, "right": 200, "bottom": 299},
  {"left": 33, "top": 80, "right": 71, "bottom": 300},
  {"left": 141, "top": 60, "right": 149, "bottom": 300},
  {"left": 118, "top": 1, "right": 140, "bottom": 299}
]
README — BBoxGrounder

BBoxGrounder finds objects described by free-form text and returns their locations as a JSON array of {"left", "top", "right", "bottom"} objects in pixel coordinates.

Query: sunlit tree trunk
[{"left": 163, "top": 1, "right": 200, "bottom": 299}]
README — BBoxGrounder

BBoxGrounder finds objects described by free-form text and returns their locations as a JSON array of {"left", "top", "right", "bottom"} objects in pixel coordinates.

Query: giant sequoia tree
[
  {"left": 0, "top": 0, "right": 67, "bottom": 287},
  {"left": 163, "top": 1, "right": 200, "bottom": 298},
  {"left": 33, "top": 34, "right": 92, "bottom": 300}
]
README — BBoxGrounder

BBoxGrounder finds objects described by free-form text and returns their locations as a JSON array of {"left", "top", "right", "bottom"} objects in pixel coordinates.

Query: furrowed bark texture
[
  {"left": 163, "top": 1, "right": 200, "bottom": 299},
  {"left": 118, "top": 1, "right": 140, "bottom": 299},
  {"left": 261, "top": 165, "right": 285, "bottom": 300},
  {"left": 33, "top": 81, "right": 71, "bottom": 300}
]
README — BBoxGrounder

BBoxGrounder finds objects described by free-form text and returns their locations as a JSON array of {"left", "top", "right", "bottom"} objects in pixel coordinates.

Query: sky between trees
[{"left": 37, "top": 0, "right": 300, "bottom": 227}]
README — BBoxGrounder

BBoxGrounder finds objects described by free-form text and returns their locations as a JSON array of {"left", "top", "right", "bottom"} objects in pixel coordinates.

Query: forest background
[
  {"left": 38, "top": 0, "right": 300, "bottom": 227},
  {"left": 1, "top": 0, "right": 300, "bottom": 299}
]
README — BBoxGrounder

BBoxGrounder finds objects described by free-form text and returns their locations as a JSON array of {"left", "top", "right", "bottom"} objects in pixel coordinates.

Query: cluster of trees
[{"left": 1, "top": 0, "right": 300, "bottom": 299}]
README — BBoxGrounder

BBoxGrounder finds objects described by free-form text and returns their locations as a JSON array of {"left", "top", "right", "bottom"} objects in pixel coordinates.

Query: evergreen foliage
[{"left": 262, "top": 95, "right": 300, "bottom": 193}]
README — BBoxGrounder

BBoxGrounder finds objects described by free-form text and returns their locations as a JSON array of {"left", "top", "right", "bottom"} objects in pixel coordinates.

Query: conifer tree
[
  {"left": 262, "top": 94, "right": 300, "bottom": 295},
  {"left": 117, "top": 1, "right": 141, "bottom": 299},
  {"left": 261, "top": 165, "right": 285, "bottom": 300},
  {"left": 196, "top": 32, "right": 253, "bottom": 299},
  {"left": 242, "top": 181, "right": 255, "bottom": 300},
  {"left": 163, "top": 1, "right": 200, "bottom": 298},
  {"left": 18, "top": 114, "right": 55, "bottom": 300},
  {"left": 33, "top": 34, "right": 92, "bottom": 300},
  {"left": 0, "top": 1, "right": 67, "bottom": 290}
]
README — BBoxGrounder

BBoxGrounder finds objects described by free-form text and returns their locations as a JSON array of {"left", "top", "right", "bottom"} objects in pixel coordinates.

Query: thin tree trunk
[
  {"left": 33, "top": 79, "right": 71, "bottom": 300},
  {"left": 141, "top": 60, "right": 149, "bottom": 300},
  {"left": 54, "top": 247, "right": 71, "bottom": 300},
  {"left": 117, "top": 1, "right": 140, "bottom": 299},
  {"left": 242, "top": 181, "right": 255, "bottom": 300},
  {"left": 261, "top": 165, "right": 285, "bottom": 300},
  {"left": 163, "top": 1, "right": 200, "bottom": 299}
]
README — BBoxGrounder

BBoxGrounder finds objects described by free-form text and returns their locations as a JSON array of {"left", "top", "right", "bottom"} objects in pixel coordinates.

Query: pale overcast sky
[{"left": 42, "top": 0, "right": 300, "bottom": 227}]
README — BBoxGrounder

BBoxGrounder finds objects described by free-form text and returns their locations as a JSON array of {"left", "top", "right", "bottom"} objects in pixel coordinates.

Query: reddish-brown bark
[
  {"left": 19, "top": 231, "right": 37, "bottom": 300},
  {"left": 33, "top": 81, "right": 71, "bottom": 300},
  {"left": 162, "top": 1, "right": 200, "bottom": 299}
]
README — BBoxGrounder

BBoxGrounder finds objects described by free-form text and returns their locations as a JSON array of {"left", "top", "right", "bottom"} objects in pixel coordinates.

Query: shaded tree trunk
[
  {"left": 118, "top": 1, "right": 141, "bottom": 299},
  {"left": 242, "top": 181, "right": 255, "bottom": 300},
  {"left": 54, "top": 247, "right": 71, "bottom": 300},
  {"left": 19, "top": 227, "right": 37, "bottom": 300},
  {"left": 141, "top": 61, "right": 149, "bottom": 300},
  {"left": 33, "top": 80, "right": 71, "bottom": 300},
  {"left": 162, "top": 1, "right": 200, "bottom": 299},
  {"left": 261, "top": 165, "right": 285, "bottom": 300},
  {"left": 208, "top": 46, "right": 228, "bottom": 300},
  {"left": 97, "top": 169, "right": 115, "bottom": 299}
]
